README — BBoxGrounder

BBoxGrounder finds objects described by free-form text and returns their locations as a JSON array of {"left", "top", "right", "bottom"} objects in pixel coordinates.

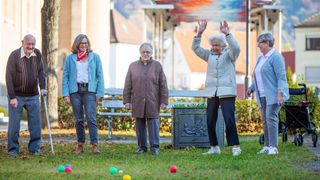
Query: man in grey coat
[
  {"left": 192, "top": 20, "right": 241, "bottom": 156},
  {"left": 123, "top": 43, "right": 168, "bottom": 155}
]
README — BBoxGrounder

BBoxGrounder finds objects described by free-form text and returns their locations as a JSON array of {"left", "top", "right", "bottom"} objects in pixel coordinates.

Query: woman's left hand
[
  {"left": 220, "top": 20, "right": 230, "bottom": 35},
  {"left": 277, "top": 91, "right": 284, "bottom": 106},
  {"left": 96, "top": 97, "right": 101, "bottom": 104},
  {"left": 160, "top": 103, "right": 167, "bottom": 110}
]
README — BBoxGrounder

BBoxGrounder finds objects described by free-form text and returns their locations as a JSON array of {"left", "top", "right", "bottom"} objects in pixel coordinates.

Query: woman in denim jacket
[
  {"left": 247, "top": 32, "right": 289, "bottom": 155},
  {"left": 62, "top": 34, "right": 105, "bottom": 154}
]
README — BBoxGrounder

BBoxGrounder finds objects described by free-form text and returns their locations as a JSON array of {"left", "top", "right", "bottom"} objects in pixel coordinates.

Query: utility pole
[{"left": 245, "top": 0, "right": 251, "bottom": 98}]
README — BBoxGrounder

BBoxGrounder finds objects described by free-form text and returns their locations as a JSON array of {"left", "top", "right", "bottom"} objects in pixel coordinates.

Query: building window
[
  {"left": 306, "top": 36, "right": 320, "bottom": 50},
  {"left": 305, "top": 66, "right": 320, "bottom": 83}
]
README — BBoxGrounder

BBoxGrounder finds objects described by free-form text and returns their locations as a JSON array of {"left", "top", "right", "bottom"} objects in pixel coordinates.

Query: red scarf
[{"left": 77, "top": 50, "right": 88, "bottom": 61}]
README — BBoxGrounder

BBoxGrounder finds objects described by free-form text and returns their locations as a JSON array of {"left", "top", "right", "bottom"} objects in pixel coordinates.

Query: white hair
[
  {"left": 208, "top": 34, "right": 227, "bottom": 47},
  {"left": 139, "top": 43, "right": 153, "bottom": 53},
  {"left": 23, "top": 34, "right": 36, "bottom": 42}
]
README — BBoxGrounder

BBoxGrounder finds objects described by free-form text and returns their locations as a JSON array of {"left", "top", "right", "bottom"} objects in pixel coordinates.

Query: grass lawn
[{"left": 0, "top": 133, "right": 319, "bottom": 180}]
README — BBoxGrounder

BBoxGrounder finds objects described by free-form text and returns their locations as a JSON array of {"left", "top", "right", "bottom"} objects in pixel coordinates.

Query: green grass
[{"left": 0, "top": 140, "right": 319, "bottom": 179}]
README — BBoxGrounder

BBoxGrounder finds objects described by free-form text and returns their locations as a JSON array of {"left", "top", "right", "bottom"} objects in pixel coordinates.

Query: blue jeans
[
  {"left": 7, "top": 95, "right": 41, "bottom": 155},
  {"left": 70, "top": 92, "right": 98, "bottom": 144},
  {"left": 260, "top": 97, "right": 280, "bottom": 147}
]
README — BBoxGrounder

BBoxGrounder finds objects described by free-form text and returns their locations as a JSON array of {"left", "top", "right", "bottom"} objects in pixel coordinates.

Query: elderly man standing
[
  {"left": 5, "top": 34, "right": 47, "bottom": 157},
  {"left": 192, "top": 20, "right": 241, "bottom": 156}
]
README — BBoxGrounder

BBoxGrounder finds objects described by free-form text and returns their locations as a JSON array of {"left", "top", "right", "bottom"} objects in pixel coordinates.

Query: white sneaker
[
  {"left": 232, "top": 147, "right": 241, "bottom": 156},
  {"left": 202, "top": 146, "right": 221, "bottom": 155},
  {"left": 257, "top": 146, "right": 269, "bottom": 154},
  {"left": 267, "top": 147, "right": 279, "bottom": 155}
]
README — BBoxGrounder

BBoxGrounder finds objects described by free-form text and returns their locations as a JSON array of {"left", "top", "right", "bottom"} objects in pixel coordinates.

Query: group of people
[{"left": 5, "top": 19, "right": 288, "bottom": 158}]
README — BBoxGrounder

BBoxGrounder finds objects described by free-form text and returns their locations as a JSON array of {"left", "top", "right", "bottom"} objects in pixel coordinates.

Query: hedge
[
  {"left": 0, "top": 106, "right": 6, "bottom": 117},
  {"left": 58, "top": 90, "right": 320, "bottom": 134},
  {"left": 57, "top": 97, "right": 264, "bottom": 133}
]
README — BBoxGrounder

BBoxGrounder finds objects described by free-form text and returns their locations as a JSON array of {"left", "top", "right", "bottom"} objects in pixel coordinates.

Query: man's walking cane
[{"left": 43, "top": 95, "right": 55, "bottom": 154}]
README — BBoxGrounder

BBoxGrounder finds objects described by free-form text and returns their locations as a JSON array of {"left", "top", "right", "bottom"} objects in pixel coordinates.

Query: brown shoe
[
  {"left": 75, "top": 143, "right": 84, "bottom": 154},
  {"left": 92, "top": 144, "right": 100, "bottom": 154}
]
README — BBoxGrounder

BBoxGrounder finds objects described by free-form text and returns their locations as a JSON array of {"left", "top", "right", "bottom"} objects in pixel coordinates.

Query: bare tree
[{"left": 41, "top": 0, "right": 61, "bottom": 128}]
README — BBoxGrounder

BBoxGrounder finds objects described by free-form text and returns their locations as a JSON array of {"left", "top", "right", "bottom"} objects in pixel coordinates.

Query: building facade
[
  {"left": 0, "top": 0, "right": 110, "bottom": 110},
  {"left": 295, "top": 13, "right": 320, "bottom": 87}
]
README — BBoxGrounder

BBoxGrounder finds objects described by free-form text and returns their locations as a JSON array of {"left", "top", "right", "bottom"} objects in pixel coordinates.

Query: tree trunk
[{"left": 41, "top": 0, "right": 61, "bottom": 128}]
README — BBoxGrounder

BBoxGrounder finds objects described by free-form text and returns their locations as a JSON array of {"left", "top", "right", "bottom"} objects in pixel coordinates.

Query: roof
[
  {"left": 295, "top": 12, "right": 320, "bottom": 28},
  {"left": 110, "top": 9, "right": 144, "bottom": 44},
  {"left": 175, "top": 24, "right": 258, "bottom": 74}
]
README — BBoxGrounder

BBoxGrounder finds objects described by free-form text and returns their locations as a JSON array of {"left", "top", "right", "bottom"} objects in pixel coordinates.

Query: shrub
[
  {"left": 58, "top": 97, "right": 75, "bottom": 128},
  {"left": 58, "top": 96, "right": 137, "bottom": 130},
  {"left": 58, "top": 96, "right": 265, "bottom": 133},
  {"left": 0, "top": 106, "right": 7, "bottom": 117},
  {"left": 235, "top": 99, "right": 263, "bottom": 133},
  {"left": 307, "top": 87, "right": 320, "bottom": 128}
]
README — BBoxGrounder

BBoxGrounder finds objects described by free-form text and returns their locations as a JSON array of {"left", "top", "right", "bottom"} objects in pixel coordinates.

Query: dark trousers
[
  {"left": 135, "top": 118, "right": 160, "bottom": 152},
  {"left": 207, "top": 96, "right": 239, "bottom": 146}
]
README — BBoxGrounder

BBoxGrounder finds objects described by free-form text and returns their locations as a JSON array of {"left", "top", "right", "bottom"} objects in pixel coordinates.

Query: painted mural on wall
[{"left": 114, "top": 0, "right": 320, "bottom": 50}]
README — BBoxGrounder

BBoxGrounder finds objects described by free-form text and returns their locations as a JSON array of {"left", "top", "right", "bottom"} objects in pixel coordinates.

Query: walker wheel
[
  {"left": 312, "top": 133, "right": 318, "bottom": 147},
  {"left": 294, "top": 134, "right": 303, "bottom": 146},
  {"left": 259, "top": 134, "right": 264, "bottom": 145},
  {"left": 282, "top": 131, "right": 288, "bottom": 142}
]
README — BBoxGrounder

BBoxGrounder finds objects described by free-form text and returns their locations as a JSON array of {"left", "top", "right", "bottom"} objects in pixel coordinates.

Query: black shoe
[
  {"left": 151, "top": 149, "right": 159, "bottom": 156},
  {"left": 135, "top": 148, "right": 147, "bottom": 154}
]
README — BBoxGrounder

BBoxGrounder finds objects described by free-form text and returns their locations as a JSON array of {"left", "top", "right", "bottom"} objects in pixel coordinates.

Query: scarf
[{"left": 77, "top": 50, "right": 88, "bottom": 61}]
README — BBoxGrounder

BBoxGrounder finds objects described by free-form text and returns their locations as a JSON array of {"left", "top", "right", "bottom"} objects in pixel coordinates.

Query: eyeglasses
[
  {"left": 211, "top": 44, "right": 222, "bottom": 47},
  {"left": 141, "top": 51, "right": 151, "bottom": 54},
  {"left": 258, "top": 40, "right": 268, "bottom": 44},
  {"left": 80, "top": 42, "right": 88, "bottom": 45},
  {"left": 24, "top": 43, "right": 35, "bottom": 46}
]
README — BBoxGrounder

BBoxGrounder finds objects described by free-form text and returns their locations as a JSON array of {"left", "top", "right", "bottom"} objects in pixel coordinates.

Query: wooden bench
[{"left": 98, "top": 88, "right": 208, "bottom": 139}]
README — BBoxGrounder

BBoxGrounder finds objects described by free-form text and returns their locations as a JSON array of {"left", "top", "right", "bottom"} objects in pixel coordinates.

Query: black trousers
[{"left": 207, "top": 96, "right": 239, "bottom": 146}]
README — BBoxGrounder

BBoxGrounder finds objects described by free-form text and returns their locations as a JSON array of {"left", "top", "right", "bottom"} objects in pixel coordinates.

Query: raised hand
[
  {"left": 220, "top": 20, "right": 230, "bottom": 35},
  {"left": 197, "top": 20, "right": 207, "bottom": 36}
]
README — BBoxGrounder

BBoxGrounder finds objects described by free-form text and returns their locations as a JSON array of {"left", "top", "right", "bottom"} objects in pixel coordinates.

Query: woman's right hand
[
  {"left": 125, "top": 103, "right": 132, "bottom": 110},
  {"left": 246, "top": 89, "right": 253, "bottom": 97},
  {"left": 197, "top": 20, "right": 207, "bottom": 36},
  {"left": 64, "top": 96, "right": 70, "bottom": 104}
]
